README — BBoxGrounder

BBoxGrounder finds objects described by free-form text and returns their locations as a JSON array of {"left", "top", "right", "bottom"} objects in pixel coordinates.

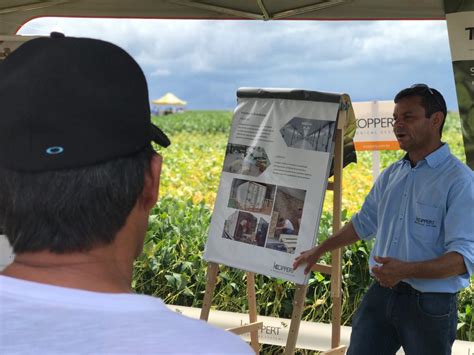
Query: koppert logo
[{"left": 273, "top": 262, "right": 294, "bottom": 274}]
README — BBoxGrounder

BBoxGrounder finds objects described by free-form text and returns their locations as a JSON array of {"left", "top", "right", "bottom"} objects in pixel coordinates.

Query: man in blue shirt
[{"left": 293, "top": 84, "right": 473, "bottom": 355}]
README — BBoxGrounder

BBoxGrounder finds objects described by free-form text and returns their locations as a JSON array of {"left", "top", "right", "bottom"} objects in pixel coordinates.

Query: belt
[
  {"left": 379, "top": 281, "right": 456, "bottom": 296},
  {"left": 391, "top": 281, "right": 421, "bottom": 295}
]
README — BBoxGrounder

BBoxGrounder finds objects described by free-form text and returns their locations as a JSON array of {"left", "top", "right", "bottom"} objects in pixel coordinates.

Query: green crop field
[{"left": 133, "top": 111, "right": 473, "bottom": 352}]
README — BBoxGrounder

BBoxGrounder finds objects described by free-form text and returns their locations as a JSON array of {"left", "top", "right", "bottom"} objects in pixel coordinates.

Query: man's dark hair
[
  {"left": 394, "top": 85, "right": 447, "bottom": 137},
  {"left": 0, "top": 146, "right": 154, "bottom": 254}
]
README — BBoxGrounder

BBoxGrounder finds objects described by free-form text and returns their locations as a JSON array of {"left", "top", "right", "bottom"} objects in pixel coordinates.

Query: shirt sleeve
[
  {"left": 444, "top": 174, "right": 474, "bottom": 278},
  {"left": 351, "top": 167, "right": 389, "bottom": 241}
]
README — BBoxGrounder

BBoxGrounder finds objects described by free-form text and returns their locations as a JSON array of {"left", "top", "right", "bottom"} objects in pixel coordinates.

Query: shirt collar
[{"left": 400, "top": 143, "right": 450, "bottom": 168}]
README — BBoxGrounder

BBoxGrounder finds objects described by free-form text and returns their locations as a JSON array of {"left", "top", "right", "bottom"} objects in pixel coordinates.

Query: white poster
[
  {"left": 204, "top": 88, "right": 348, "bottom": 284},
  {"left": 445, "top": 3, "right": 474, "bottom": 169}
]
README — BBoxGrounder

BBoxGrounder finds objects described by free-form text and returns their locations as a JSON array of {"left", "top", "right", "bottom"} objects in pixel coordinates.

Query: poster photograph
[
  {"left": 223, "top": 144, "right": 271, "bottom": 177},
  {"left": 227, "top": 178, "right": 276, "bottom": 215},
  {"left": 204, "top": 88, "right": 350, "bottom": 284}
]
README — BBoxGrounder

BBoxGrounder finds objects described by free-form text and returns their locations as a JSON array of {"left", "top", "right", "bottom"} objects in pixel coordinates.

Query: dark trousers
[{"left": 347, "top": 282, "right": 457, "bottom": 355}]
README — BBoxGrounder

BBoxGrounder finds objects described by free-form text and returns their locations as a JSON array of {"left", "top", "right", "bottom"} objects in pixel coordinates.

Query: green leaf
[
  {"left": 465, "top": 304, "right": 471, "bottom": 315},
  {"left": 165, "top": 275, "right": 176, "bottom": 288},
  {"left": 183, "top": 287, "right": 194, "bottom": 297},
  {"left": 315, "top": 272, "right": 325, "bottom": 282}
]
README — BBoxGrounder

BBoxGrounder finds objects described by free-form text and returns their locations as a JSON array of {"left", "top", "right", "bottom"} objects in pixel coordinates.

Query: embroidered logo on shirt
[{"left": 414, "top": 217, "right": 437, "bottom": 228}]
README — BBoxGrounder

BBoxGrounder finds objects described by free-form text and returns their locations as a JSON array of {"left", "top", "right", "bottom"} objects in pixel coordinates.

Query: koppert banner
[{"left": 445, "top": 0, "right": 474, "bottom": 169}]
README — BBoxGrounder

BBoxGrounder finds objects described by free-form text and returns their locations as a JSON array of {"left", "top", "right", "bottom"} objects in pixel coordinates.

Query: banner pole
[
  {"left": 372, "top": 150, "right": 380, "bottom": 182},
  {"left": 370, "top": 100, "right": 381, "bottom": 181}
]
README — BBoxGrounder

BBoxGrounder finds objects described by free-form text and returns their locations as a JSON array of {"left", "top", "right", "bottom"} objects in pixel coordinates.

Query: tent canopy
[
  {"left": 152, "top": 92, "right": 187, "bottom": 106},
  {"left": 0, "top": 1, "right": 447, "bottom": 36}
]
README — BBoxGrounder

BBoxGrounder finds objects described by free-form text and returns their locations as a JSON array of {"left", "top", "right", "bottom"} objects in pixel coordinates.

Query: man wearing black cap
[
  {"left": 0, "top": 33, "right": 252, "bottom": 354},
  {"left": 294, "top": 85, "right": 474, "bottom": 355}
]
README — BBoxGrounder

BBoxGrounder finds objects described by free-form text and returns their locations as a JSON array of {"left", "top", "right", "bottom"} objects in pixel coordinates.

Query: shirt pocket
[{"left": 412, "top": 202, "right": 441, "bottom": 241}]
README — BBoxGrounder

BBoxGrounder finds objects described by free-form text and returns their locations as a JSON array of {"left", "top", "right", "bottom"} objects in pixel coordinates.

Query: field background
[{"left": 132, "top": 111, "right": 473, "bottom": 352}]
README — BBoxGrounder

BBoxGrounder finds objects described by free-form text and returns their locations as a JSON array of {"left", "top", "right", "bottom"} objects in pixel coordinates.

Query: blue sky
[{"left": 19, "top": 17, "right": 458, "bottom": 110}]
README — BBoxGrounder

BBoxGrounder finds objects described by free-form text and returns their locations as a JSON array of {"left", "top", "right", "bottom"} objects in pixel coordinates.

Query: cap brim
[{"left": 151, "top": 124, "right": 171, "bottom": 148}]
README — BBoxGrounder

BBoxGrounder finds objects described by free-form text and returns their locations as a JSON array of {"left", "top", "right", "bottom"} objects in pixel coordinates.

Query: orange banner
[{"left": 354, "top": 141, "right": 400, "bottom": 151}]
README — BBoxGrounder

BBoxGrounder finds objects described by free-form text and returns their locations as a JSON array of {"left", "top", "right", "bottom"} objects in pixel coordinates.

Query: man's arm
[
  {"left": 293, "top": 221, "right": 360, "bottom": 274},
  {"left": 372, "top": 252, "right": 468, "bottom": 288}
]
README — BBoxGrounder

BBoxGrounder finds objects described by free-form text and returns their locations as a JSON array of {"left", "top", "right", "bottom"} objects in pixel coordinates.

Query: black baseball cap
[{"left": 0, "top": 32, "right": 170, "bottom": 172}]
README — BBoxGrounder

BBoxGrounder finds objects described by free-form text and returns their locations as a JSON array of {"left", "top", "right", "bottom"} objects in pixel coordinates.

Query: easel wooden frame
[
  {"left": 200, "top": 266, "right": 263, "bottom": 354},
  {"left": 284, "top": 110, "right": 348, "bottom": 354},
  {"left": 200, "top": 109, "right": 348, "bottom": 355}
]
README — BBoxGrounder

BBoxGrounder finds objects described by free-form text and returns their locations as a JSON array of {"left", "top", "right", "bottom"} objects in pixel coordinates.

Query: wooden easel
[
  {"left": 200, "top": 266, "right": 262, "bottom": 354},
  {"left": 284, "top": 110, "right": 348, "bottom": 354},
  {"left": 201, "top": 108, "right": 349, "bottom": 355}
]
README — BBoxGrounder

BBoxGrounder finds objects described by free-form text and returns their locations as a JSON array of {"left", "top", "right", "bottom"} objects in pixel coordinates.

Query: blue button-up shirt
[{"left": 352, "top": 144, "right": 474, "bottom": 292}]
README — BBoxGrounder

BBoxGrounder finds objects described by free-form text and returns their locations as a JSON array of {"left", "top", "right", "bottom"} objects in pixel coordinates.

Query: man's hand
[
  {"left": 292, "top": 221, "right": 360, "bottom": 276},
  {"left": 371, "top": 256, "right": 408, "bottom": 288},
  {"left": 293, "top": 247, "right": 322, "bottom": 275}
]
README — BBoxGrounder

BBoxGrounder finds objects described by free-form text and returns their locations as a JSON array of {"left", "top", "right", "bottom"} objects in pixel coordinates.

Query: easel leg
[
  {"left": 200, "top": 262, "right": 219, "bottom": 321},
  {"left": 246, "top": 272, "right": 259, "bottom": 354},
  {"left": 331, "top": 124, "right": 344, "bottom": 348},
  {"left": 331, "top": 297, "right": 342, "bottom": 348},
  {"left": 284, "top": 284, "right": 307, "bottom": 355},
  {"left": 331, "top": 248, "right": 342, "bottom": 348}
]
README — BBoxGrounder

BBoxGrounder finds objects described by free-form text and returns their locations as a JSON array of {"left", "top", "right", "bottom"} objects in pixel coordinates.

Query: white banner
[
  {"left": 446, "top": 11, "right": 474, "bottom": 62},
  {"left": 445, "top": 3, "right": 474, "bottom": 169},
  {"left": 167, "top": 305, "right": 473, "bottom": 354},
  {"left": 352, "top": 101, "right": 399, "bottom": 151},
  {"left": 204, "top": 88, "right": 347, "bottom": 284}
]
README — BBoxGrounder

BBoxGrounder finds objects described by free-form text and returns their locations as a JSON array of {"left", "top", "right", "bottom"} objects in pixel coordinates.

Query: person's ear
[
  {"left": 141, "top": 153, "right": 162, "bottom": 210},
  {"left": 430, "top": 111, "right": 444, "bottom": 135}
]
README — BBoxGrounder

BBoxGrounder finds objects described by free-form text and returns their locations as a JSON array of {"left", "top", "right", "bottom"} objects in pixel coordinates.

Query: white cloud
[
  {"left": 17, "top": 17, "right": 456, "bottom": 109},
  {"left": 151, "top": 68, "right": 172, "bottom": 77},
  {"left": 19, "top": 18, "right": 449, "bottom": 72}
]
